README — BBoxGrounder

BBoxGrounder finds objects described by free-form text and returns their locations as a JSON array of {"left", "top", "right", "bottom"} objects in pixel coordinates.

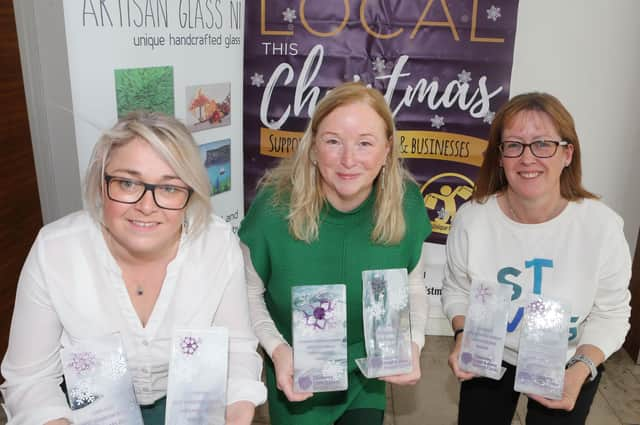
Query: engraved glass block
[
  {"left": 356, "top": 269, "right": 413, "bottom": 378},
  {"left": 292, "top": 284, "right": 348, "bottom": 392},
  {"left": 165, "top": 327, "right": 228, "bottom": 425},
  {"left": 514, "top": 296, "right": 570, "bottom": 400},
  {"left": 60, "top": 333, "right": 143, "bottom": 424},
  {"left": 458, "top": 280, "right": 512, "bottom": 379}
]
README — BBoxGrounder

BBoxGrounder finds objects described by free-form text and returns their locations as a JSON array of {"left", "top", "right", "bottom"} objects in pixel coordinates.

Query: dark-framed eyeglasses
[
  {"left": 104, "top": 175, "right": 193, "bottom": 210},
  {"left": 499, "top": 140, "right": 569, "bottom": 158}
]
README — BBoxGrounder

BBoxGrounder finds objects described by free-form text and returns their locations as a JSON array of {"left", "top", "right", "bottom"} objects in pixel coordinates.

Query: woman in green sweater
[{"left": 239, "top": 82, "right": 432, "bottom": 425}]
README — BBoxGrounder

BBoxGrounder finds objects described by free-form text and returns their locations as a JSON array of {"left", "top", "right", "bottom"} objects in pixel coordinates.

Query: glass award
[
  {"left": 60, "top": 333, "right": 143, "bottom": 424},
  {"left": 356, "top": 269, "right": 413, "bottom": 378},
  {"left": 292, "top": 284, "right": 348, "bottom": 392},
  {"left": 514, "top": 296, "right": 570, "bottom": 400},
  {"left": 458, "top": 281, "right": 512, "bottom": 379},
  {"left": 165, "top": 327, "right": 228, "bottom": 425}
]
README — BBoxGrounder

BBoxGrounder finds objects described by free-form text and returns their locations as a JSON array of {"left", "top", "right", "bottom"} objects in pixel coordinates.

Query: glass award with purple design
[
  {"left": 458, "top": 280, "right": 512, "bottom": 379},
  {"left": 514, "top": 296, "right": 570, "bottom": 400},
  {"left": 60, "top": 333, "right": 143, "bottom": 424},
  {"left": 356, "top": 269, "right": 413, "bottom": 378},
  {"left": 165, "top": 327, "right": 229, "bottom": 425},
  {"left": 292, "top": 284, "right": 348, "bottom": 392}
]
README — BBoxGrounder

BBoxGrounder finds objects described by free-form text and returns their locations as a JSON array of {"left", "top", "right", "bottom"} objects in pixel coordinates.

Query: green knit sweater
[{"left": 239, "top": 182, "right": 431, "bottom": 425}]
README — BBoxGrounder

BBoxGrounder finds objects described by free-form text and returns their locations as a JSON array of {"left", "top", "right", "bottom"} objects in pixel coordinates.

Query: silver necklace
[
  {"left": 504, "top": 191, "right": 522, "bottom": 222},
  {"left": 135, "top": 284, "right": 144, "bottom": 296}
]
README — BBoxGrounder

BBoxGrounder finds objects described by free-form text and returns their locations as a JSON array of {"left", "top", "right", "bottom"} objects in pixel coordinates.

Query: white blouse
[{"left": 0, "top": 211, "right": 266, "bottom": 425}]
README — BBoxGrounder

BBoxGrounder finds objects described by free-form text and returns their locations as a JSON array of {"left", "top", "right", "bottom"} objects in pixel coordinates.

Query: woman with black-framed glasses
[
  {"left": 442, "top": 92, "right": 631, "bottom": 425},
  {"left": 0, "top": 111, "right": 266, "bottom": 424}
]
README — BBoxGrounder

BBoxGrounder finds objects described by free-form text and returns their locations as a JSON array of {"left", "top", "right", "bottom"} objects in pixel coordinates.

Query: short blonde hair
[
  {"left": 84, "top": 111, "right": 212, "bottom": 236},
  {"left": 261, "top": 82, "right": 413, "bottom": 244}
]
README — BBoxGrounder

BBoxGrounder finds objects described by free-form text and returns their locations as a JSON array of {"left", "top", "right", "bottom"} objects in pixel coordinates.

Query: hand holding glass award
[
  {"left": 514, "top": 295, "right": 570, "bottom": 400},
  {"left": 356, "top": 269, "right": 413, "bottom": 378},
  {"left": 165, "top": 327, "right": 228, "bottom": 425},
  {"left": 458, "top": 280, "right": 512, "bottom": 379},
  {"left": 292, "top": 284, "right": 348, "bottom": 392},
  {"left": 60, "top": 333, "right": 143, "bottom": 425}
]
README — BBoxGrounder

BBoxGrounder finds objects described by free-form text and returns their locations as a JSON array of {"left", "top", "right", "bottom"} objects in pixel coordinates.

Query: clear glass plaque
[
  {"left": 60, "top": 333, "right": 143, "bottom": 425},
  {"left": 356, "top": 269, "right": 413, "bottom": 378},
  {"left": 514, "top": 296, "right": 570, "bottom": 400},
  {"left": 165, "top": 327, "right": 229, "bottom": 425},
  {"left": 292, "top": 284, "right": 348, "bottom": 392},
  {"left": 458, "top": 280, "right": 512, "bottom": 379}
]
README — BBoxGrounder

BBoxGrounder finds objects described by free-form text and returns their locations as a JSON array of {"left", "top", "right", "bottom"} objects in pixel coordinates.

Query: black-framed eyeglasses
[
  {"left": 499, "top": 140, "right": 569, "bottom": 158},
  {"left": 104, "top": 175, "right": 193, "bottom": 210}
]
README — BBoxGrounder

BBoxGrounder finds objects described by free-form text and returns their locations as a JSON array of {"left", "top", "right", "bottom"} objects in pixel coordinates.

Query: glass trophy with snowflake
[
  {"left": 60, "top": 333, "right": 143, "bottom": 424},
  {"left": 165, "top": 327, "right": 228, "bottom": 425},
  {"left": 356, "top": 269, "right": 413, "bottom": 378},
  {"left": 514, "top": 296, "right": 570, "bottom": 400},
  {"left": 457, "top": 280, "right": 512, "bottom": 379},
  {"left": 292, "top": 284, "right": 348, "bottom": 392}
]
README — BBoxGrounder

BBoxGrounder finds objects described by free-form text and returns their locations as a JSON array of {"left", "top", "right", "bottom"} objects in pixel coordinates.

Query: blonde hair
[
  {"left": 261, "top": 82, "right": 413, "bottom": 244},
  {"left": 84, "top": 111, "right": 212, "bottom": 237},
  {"left": 474, "top": 92, "right": 597, "bottom": 202}
]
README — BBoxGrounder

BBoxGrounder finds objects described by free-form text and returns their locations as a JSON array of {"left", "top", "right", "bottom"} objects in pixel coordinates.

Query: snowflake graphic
[
  {"left": 430, "top": 115, "right": 445, "bottom": 129},
  {"left": 69, "top": 383, "right": 99, "bottom": 409},
  {"left": 487, "top": 5, "right": 501, "bottom": 21},
  {"left": 457, "top": 69, "right": 472, "bottom": 84},
  {"left": 437, "top": 207, "right": 449, "bottom": 220},
  {"left": 369, "top": 302, "right": 385, "bottom": 319},
  {"left": 322, "top": 361, "right": 344, "bottom": 380},
  {"left": 282, "top": 7, "right": 296, "bottom": 23},
  {"left": 474, "top": 283, "right": 492, "bottom": 304},
  {"left": 372, "top": 57, "right": 387, "bottom": 75},
  {"left": 69, "top": 351, "right": 97, "bottom": 375},
  {"left": 181, "top": 336, "right": 200, "bottom": 356},
  {"left": 250, "top": 72, "right": 264, "bottom": 87},
  {"left": 483, "top": 111, "right": 496, "bottom": 124}
]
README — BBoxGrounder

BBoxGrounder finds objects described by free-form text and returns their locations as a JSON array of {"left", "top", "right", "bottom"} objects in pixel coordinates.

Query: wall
[{"left": 511, "top": 0, "right": 640, "bottom": 253}]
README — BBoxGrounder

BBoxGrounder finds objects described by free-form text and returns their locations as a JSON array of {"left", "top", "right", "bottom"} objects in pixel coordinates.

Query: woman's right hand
[
  {"left": 271, "top": 343, "right": 314, "bottom": 402},
  {"left": 44, "top": 419, "right": 71, "bottom": 425},
  {"left": 447, "top": 332, "right": 475, "bottom": 382}
]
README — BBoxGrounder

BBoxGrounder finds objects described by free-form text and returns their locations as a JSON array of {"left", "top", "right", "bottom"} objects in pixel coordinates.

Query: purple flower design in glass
[
  {"left": 181, "top": 336, "right": 200, "bottom": 356},
  {"left": 303, "top": 297, "right": 335, "bottom": 330}
]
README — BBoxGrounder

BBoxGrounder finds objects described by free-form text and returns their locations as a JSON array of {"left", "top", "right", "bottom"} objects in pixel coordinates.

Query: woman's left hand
[
  {"left": 379, "top": 343, "right": 422, "bottom": 386},
  {"left": 526, "top": 364, "right": 589, "bottom": 412},
  {"left": 225, "top": 400, "right": 255, "bottom": 425}
]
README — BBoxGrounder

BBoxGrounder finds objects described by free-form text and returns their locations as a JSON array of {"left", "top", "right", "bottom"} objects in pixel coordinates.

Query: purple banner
[{"left": 243, "top": 0, "right": 519, "bottom": 244}]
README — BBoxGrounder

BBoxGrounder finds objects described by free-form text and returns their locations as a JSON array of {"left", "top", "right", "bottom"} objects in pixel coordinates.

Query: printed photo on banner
[
  {"left": 242, "top": 0, "right": 520, "bottom": 244},
  {"left": 186, "top": 82, "right": 232, "bottom": 133},
  {"left": 200, "top": 139, "right": 231, "bottom": 196},
  {"left": 114, "top": 65, "right": 174, "bottom": 118}
]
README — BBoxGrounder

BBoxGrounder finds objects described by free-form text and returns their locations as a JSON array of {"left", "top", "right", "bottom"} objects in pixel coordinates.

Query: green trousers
[{"left": 140, "top": 397, "right": 166, "bottom": 424}]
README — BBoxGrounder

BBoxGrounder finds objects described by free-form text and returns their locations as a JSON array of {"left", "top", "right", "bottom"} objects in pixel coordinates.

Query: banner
[
  {"left": 62, "top": 0, "right": 246, "bottom": 231},
  {"left": 243, "top": 0, "right": 519, "bottom": 243},
  {"left": 243, "top": 0, "right": 520, "bottom": 334}
]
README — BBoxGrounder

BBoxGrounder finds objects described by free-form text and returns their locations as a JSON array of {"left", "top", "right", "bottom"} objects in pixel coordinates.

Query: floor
[{"left": 1, "top": 336, "right": 637, "bottom": 424}]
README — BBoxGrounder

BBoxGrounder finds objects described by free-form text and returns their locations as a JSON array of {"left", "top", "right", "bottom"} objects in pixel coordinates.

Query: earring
[
  {"left": 380, "top": 165, "right": 386, "bottom": 190},
  {"left": 182, "top": 214, "right": 189, "bottom": 235}
]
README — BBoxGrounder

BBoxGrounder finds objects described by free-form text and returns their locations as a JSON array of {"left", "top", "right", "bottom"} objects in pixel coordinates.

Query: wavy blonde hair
[
  {"left": 84, "top": 111, "right": 212, "bottom": 237},
  {"left": 261, "top": 82, "right": 413, "bottom": 244}
]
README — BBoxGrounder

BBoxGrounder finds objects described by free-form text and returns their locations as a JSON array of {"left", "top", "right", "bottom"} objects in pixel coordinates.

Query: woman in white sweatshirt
[{"left": 442, "top": 92, "right": 631, "bottom": 425}]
